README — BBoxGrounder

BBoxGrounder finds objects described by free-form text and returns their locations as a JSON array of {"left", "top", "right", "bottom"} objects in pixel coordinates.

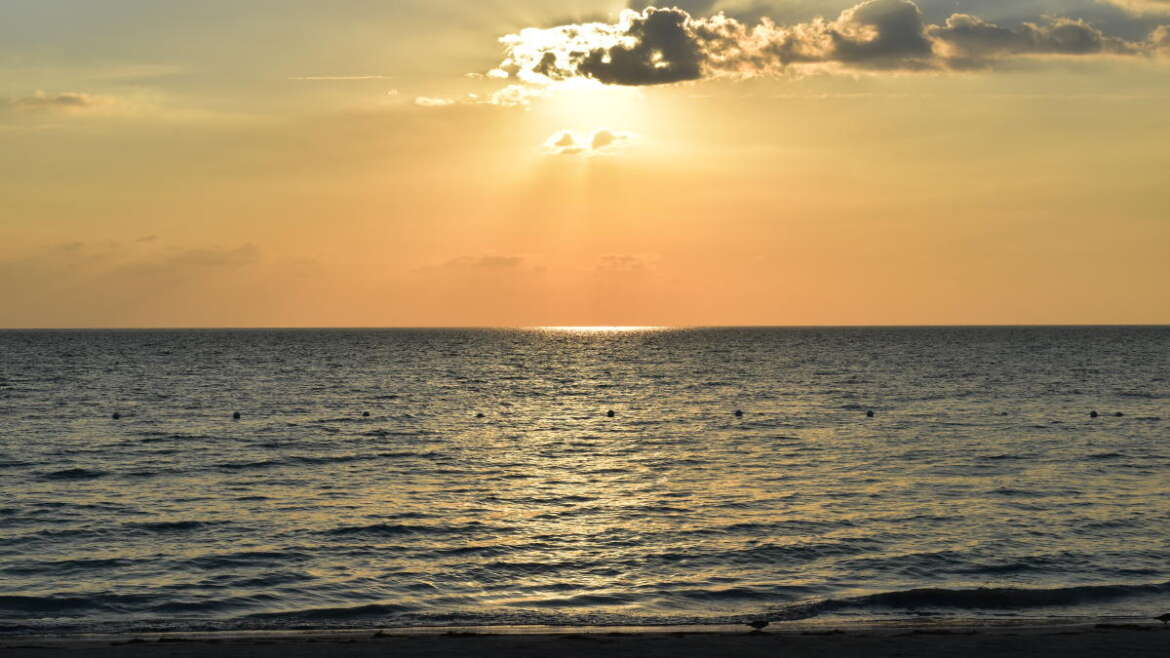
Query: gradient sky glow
[{"left": 2, "top": 0, "right": 1169, "bottom": 327}]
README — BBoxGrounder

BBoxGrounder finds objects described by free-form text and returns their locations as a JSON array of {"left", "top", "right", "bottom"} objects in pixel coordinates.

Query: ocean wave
[
  {"left": 1088, "top": 452, "right": 1127, "bottom": 460},
  {"left": 126, "top": 520, "right": 227, "bottom": 532},
  {"left": 979, "top": 453, "right": 1028, "bottom": 461},
  {"left": 291, "top": 451, "right": 443, "bottom": 464},
  {"left": 285, "top": 454, "right": 379, "bottom": 465},
  {"left": 215, "top": 460, "right": 284, "bottom": 471},
  {"left": 515, "top": 592, "right": 641, "bottom": 608},
  {"left": 1116, "top": 391, "right": 1166, "bottom": 399},
  {"left": 243, "top": 602, "right": 414, "bottom": 620},
  {"left": 40, "top": 468, "right": 107, "bottom": 481},
  {"left": 321, "top": 522, "right": 510, "bottom": 537},
  {"left": 1, "top": 557, "right": 141, "bottom": 576},
  {"left": 773, "top": 581, "right": 1170, "bottom": 619},
  {"left": 0, "top": 593, "right": 155, "bottom": 617},
  {"left": 178, "top": 550, "right": 312, "bottom": 570},
  {"left": 148, "top": 594, "right": 280, "bottom": 614},
  {"left": 361, "top": 428, "right": 433, "bottom": 438}
]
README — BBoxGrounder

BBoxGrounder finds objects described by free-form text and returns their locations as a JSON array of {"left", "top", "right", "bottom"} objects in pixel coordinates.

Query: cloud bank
[{"left": 495, "top": 0, "right": 1169, "bottom": 86}]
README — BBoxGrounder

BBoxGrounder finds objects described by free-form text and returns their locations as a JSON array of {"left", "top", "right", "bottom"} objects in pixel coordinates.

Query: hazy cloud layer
[
  {"left": 4, "top": 91, "right": 108, "bottom": 111},
  {"left": 596, "top": 253, "right": 657, "bottom": 273},
  {"left": 288, "top": 75, "right": 394, "bottom": 81},
  {"left": 413, "top": 85, "right": 546, "bottom": 109},
  {"left": 1102, "top": 0, "right": 1170, "bottom": 14},
  {"left": 442, "top": 255, "right": 526, "bottom": 270},
  {"left": 496, "top": 0, "right": 1169, "bottom": 85},
  {"left": 169, "top": 244, "right": 261, "bottom": 268}
]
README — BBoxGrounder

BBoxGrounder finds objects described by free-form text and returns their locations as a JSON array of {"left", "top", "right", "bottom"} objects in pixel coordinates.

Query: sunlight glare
[{"left": 531, "top": 326, "right": 671, "bottom": 334}]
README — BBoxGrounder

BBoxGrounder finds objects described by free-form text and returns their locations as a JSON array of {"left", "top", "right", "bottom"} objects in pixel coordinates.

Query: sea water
[{"left": 1, "top": 327, "right": 1168, "bottom": 634}]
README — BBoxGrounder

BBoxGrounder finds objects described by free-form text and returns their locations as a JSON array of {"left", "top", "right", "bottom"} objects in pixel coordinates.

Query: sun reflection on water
[{"left": 529, "top": 326, "right": 673, "bottom": 334}]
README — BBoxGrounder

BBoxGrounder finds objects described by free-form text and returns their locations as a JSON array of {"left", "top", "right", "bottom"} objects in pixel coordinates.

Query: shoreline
[
  {"left": 2, "top": 618, "right": 1170, "bottom": 650},
  {"left": 5, "top": 618, "right": 1170, "bottom": 657}
]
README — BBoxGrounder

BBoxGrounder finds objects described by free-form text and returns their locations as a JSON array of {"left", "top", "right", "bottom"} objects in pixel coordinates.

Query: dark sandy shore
[{"left": 4, "top": 621, "right": 1169, "bottom": 658}]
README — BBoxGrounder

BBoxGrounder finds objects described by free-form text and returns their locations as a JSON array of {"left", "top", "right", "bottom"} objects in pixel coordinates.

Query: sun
[{"left": 538, "top": 78, "right": 646, "bottom": 134}]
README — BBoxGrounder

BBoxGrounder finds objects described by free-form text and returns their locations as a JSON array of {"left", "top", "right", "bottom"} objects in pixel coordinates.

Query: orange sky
[{"left": 2, "top": 1, "right": 1169, "bottom": 327}]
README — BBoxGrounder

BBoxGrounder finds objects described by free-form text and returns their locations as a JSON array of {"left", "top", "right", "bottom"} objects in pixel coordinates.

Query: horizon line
[{"left": 3, "top": 323, "right": 1170, "bottom": 331}]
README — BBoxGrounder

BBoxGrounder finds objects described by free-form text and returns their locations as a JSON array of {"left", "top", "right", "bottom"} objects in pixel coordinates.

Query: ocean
[{"left": 1, "top": 327, "right": 1168, "bottom": 634}]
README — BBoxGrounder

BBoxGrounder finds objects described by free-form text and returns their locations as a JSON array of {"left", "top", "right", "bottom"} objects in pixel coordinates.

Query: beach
[{"left": 5, "top": 622, "right": 1170, "bottom": 658}]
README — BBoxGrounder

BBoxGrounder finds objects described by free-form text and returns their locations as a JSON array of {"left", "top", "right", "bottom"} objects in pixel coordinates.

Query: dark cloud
[
  {"left": 496, "top": 0, "right": 1165, "bottom": 86},
  {"left": 930, "top": 14, "right": 1137, "bottom": 62},
  {"left": 830, "top": 0, "right": 935, "bottom": 67},
  {"left": 499, "top": 7, "right": 706, "bottom": 86},
  {"left": 577, "top": 8, "right": 706, "bottom": 85}
]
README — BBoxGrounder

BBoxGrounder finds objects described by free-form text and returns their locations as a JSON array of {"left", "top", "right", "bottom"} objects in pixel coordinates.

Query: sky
[{"left": 2, "top": 0, "right": 1169, "bottom": 328}]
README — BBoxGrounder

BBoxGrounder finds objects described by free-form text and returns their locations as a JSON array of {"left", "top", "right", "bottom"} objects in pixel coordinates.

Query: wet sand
[{"left": 4, "top": 622, "right": 1169, "bottom": 658}]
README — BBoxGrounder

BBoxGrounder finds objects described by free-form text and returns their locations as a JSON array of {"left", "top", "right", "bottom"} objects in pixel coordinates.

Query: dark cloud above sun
[{"left": 492, "top": 0, "right": 1170, "bottom": 86}]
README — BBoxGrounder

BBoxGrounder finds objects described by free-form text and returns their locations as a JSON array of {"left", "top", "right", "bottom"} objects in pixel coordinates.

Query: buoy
[
  {"left": 1090, "top": 410, "right": 1099, "bottom": 418},
  {"left": 112, "top": 412, "right": 121, "bottom": 420},
  {"left": 866, "top": 410, "right": 875, "bottom": 418},
  {"left": 747, "top": 620, "right": 769, "bottom": 631},
  {"left": 734, "top": 409, "right": 744, "bottom": 417},
  {"left": 606, "top": 410, "right": 615, "bottom": 418},
  {"left": 362, "top": 411, "right": 370, "bottom": 417},
  {"left": 232, "top": 412, "right": 241, "bottom": 420},
  {"left": 476, "top": 412, "right": 485, "bottom": 418},
  {"left": 1114, "top": 412, "right": 1124, "bottom": 417}
]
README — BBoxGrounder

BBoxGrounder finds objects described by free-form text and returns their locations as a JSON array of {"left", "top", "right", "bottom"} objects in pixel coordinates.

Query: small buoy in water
[
  {"left": 112, "top": 412, "right": 121, "bottom": 420},
  {"left": 735, "top": 409, "right": 744, "bottom": 417},
  {"left": 1114, "top": 412, "right": 1124, "bottom": 417},
  {"left": 747, "top": 620, "right": 769, "bottom": 632},
  {"left": 866, "top": 410, "right": 875, "bottom": 418},
  {"left": 476, "top": 412, "right": 485, "bottom": 418},
  {"left": 232, "top": 412, "right": 241, "bottom": 420},
  {"left": 362, "top": 411, "right": 370, "bottom": 417},
  {"left": 606, "top": 410, "right": 615, "bottom": 418},
  {"left": 1090, "top": 410, "right": 1099, "bottom": 418}
]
